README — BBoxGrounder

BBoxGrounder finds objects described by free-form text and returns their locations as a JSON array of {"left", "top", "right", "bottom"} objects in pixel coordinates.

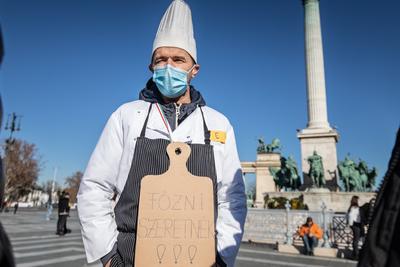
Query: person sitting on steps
[{"left": 298, "top": 217, "right": 323, "bottom": 256}]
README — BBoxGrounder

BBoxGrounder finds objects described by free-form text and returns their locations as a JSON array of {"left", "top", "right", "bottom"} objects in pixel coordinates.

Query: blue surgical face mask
[{"left": 152, "top": 64, "right": 195, "bottom": 98}]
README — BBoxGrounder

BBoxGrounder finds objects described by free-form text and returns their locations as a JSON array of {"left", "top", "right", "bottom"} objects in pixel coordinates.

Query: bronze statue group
[{"left": 259, "top": 136, "right": 378, "bottom": 192}]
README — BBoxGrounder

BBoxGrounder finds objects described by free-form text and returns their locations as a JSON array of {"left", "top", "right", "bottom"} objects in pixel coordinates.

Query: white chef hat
[{"left": 152, "top": 0, "right": 197, "bottom": 62}]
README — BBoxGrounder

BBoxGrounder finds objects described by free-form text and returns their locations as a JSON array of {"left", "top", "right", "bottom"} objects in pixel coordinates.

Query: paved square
[{"left": 1, "top": 209, "right": 357, "bottom": 267}]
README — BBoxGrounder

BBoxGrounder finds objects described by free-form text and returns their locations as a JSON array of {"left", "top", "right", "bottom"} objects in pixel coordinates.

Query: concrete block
[
  {"left": 278, "top": 243, "right": 339, "bottom": 258},
  {"left": 314, "top": 247, "right": 338, "bottom": 257},
  {"left": 277, "top": 244, "right": 300, "bottom": 254}
]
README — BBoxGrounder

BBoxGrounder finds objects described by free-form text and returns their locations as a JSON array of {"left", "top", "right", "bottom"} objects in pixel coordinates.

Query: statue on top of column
[
  {"left": 257, "top": 137, "right": 281, "bottom": 154},
  {"left": 257, "top": 138, "right": 267, "bottom": 154},
  {"left": 307, "top": 150, "right": 326, "bottom": 188},
  {"left": 266, "top": 138, "right": 281, "bottom": 153}
]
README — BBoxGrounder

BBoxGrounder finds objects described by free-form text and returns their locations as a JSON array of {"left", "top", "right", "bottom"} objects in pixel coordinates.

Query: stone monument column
[
  {"left": 304, "top": 0, "right": 329, "bottom": 129},
  {"left": 298, "top": 0, "right": 339, "bottom": 190}
]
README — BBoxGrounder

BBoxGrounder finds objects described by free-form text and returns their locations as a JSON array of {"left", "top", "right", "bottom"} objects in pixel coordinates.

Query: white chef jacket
[{"left": 77, "top": 100, "right": 247, "bottom": 267}]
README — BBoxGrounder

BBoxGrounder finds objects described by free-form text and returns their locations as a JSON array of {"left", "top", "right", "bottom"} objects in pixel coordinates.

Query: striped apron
[{"left": 111, "top": 104, "right": 218, "bottom": 266}]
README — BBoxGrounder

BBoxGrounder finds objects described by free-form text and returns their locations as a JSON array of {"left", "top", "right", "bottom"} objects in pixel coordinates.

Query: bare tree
[
  {"left": 64, "top": 171, "right": 83, "bottom": 204},
  {"left": 3, "top": 139, "right": 42, "bottom": 201}
]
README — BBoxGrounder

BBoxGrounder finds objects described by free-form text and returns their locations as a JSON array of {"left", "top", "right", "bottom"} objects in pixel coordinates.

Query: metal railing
[{"left": 243, "top": 203, "right": 359, "bottom": 249}]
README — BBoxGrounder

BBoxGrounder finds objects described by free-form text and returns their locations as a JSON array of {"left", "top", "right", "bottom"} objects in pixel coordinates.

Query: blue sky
[{"left": 0, "top": 0, "right": 399, "bottom": 189}]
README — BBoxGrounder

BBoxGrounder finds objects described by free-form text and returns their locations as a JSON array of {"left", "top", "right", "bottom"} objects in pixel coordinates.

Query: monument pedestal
[
  {"left": 254, "top": 153, "right": 281, "bottom": 207},
  {"left": 298, "top": 128, "right": 339, "bottom": 191},
  {"left": 305, "top": 187, "right": 330, "bottom": 193}
]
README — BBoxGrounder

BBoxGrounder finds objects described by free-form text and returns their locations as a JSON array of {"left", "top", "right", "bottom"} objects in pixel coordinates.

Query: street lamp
[
  {"left": 3, "top": 112, "right": 22, "bottom": 202},
  {"left": 4, "top": 112, "right": 22, "bottom": 149}
]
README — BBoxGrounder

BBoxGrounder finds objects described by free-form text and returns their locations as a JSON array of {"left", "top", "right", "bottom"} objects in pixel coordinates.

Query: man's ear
[
  {"left": 148, "top": 63, "right": 154, "bottom": 73},
  {"left": 191, "top": 64, "right": 200, "bottom": 78}
]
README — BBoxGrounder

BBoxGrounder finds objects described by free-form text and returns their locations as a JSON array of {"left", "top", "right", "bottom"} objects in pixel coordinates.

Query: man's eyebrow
[
  {"left": 172, "top": 56, "right": 187, "bottom": 61},
  {"left": 154, "top": 55, "right": 167, "bottom": 60}
]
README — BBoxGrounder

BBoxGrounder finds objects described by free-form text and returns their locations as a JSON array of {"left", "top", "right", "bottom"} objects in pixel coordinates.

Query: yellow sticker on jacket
[{"left": 210, "top": 130, "right": 226, "bottom": 144}]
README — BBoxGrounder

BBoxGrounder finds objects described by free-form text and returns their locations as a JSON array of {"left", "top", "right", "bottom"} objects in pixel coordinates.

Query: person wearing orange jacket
[{"left": 298, "top": 217, "right": 323, "bottom": 256}]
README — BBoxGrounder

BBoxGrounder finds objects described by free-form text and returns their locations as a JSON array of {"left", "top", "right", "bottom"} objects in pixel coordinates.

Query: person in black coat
[
  {"left": 358, "top": 128, "right": 400, "bottom": 267},
  {"left": 56, "top": 191, "right": 70, "bottom": 236},
  {"left": 13, "top": 202, "right": 18, "bottom": 215}
]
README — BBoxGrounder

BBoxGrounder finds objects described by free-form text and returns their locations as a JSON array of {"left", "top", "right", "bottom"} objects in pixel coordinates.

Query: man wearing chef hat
[{"left": 77, "top": 1, "right": 247, "bottom": 266}]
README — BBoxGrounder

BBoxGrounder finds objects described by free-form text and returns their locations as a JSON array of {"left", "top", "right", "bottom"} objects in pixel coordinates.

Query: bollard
[
  {"left": 46, "top": 204, "right": 53, "bottom": 221},
  {"left": 285, "top": 200, "right": 292, "bottom": 245}
]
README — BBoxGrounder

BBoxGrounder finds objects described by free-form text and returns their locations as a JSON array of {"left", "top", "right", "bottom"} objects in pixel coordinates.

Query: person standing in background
[
  {"left": 13, "top": 202, "right": 18, "bottom": 214},
  {"left": 56, "top": 191, "right": 70, "bottom": 236},
  {"left": 63, "top": 192, "right": 71, "bottom": 234},
  {"left": 348, "top": 195, "right": 362, "bottom": 260}
]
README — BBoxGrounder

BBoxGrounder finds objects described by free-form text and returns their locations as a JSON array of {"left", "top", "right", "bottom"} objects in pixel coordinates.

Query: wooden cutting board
[{"left": 134, "top": 142, "right": 216, "bottom": 267}]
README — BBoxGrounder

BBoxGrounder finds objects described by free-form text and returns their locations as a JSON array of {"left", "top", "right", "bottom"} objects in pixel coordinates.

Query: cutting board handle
[{"left": 166, "top": 142, "right": 191, "bottom": 173}]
